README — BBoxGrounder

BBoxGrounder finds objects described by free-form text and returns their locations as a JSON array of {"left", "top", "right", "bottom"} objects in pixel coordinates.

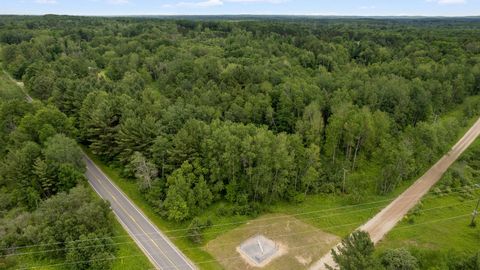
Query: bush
[
  {"left": 381, "top": 248, "right": 419, "bottom": 270},
  {"left": 187, "top": 217, "right": 212, "bottom": 244}
]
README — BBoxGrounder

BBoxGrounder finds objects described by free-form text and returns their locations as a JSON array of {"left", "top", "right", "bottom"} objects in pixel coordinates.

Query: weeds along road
[
  {"left": 310, "top": 117, "right": 480, "bottom": 270},
  {"left": 8, "top": 71, "right": 196, "bottom": 270},
  {"left": 85, "top": 156, "right": 196, "bottom": 270}
]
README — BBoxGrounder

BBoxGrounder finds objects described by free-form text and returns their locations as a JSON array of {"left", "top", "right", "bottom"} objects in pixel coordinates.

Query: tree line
[
  {"left": 1, "top": 16, "right": 480, "bottom": 224},
  {"left": 0, "top": 80, "right": 117, "bottom": 268}
]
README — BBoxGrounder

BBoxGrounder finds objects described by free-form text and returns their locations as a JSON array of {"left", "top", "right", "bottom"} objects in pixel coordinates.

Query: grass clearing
[
  {"left": 81, "top": 95, "right": 479, "bottom": 270},
  {"left": 205, "top": 214, "right": 340, "bottom": 270},
  {"left": 375, "top": 139, "right": 480, "bottom": 269},
  {"left": 82, "top": 147, "right": 226, "bottom": 270},
  {"left": 3, "top": 254, "right": 63, "bottom": 270},
  {"left": 377, "top": 191, "right": 479, "bottom": 254},
  {"left": 0, "top": 70, "right": 23, "bottom": 100}
]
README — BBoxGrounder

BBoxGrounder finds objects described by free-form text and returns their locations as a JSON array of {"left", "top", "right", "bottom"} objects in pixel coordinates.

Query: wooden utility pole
[
  {"left": 470, "top": 197, "right": 480, "bottom": 227},
  {"left": 342, "top": 168, "right": 349, "bottom": 194}
]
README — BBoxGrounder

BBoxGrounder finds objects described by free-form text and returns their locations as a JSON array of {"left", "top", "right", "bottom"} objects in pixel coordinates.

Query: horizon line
[{"left": 1, "top": 13, "right": 479, "bottom": 18}]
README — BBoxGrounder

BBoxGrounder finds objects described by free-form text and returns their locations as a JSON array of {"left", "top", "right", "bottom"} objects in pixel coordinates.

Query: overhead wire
[
  {"left": 3, "top": 183, "right": 477, "bottom": 253},
  {"left": 16, "top": 210, "right": 475, "bottom": 270},
  {"left": 6, "top": 193, "right": 477, "bottom": 258}
]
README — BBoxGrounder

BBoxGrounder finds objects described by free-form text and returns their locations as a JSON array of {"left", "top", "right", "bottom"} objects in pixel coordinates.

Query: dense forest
[
  {"left": 2, "top": 16, "right": 480, "bottom": 222},
  {"left": 1, "top": 16, "right": 480, "bottom": 269},
  {"left": 0, "top": 77, "right": 117, "bottom": 268}
]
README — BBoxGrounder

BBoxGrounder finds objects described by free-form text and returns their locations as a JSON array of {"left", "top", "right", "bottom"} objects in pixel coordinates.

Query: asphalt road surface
[
  {"left": 310, "top": 117, "right": 480, "bottom": 270},
  {"left": 84, "top": 156, "right": 196, "bottom": 270},
  {"left": 6, "top": 70, "right": 195, "bottom": 270}
]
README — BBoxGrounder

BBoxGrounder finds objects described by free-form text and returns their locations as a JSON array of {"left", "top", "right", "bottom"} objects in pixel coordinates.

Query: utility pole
[
  {"left": 342, "top": 168, "right": 349, "bottom": 194},
  {"left": 470, "top": 197, "right": 480, "bottom": 227}
]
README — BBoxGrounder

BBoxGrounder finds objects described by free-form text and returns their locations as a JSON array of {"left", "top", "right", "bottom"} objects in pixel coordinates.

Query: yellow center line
[{"left": 88, "top": 169, "right": 180, "bottom": 270}]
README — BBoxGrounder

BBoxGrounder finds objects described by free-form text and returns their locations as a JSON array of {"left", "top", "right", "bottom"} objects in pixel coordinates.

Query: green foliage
[
  {"left": 12, "top": 105, "right": 75, "bottom": 145},
  {"left": 2, "top": 16, "right": 478, "bottom": 222},
  {"left": 128, "top": 151, "right": 158, "bottom": 191},
  {"left": 376, "top": 139, "right": 480, "bottom": 269},
  {"left": 187, "top": 217, "right": 212, "bottom": 244},
  {"left": 328, "top": 230, "right": 377, "bottom": 270},
  {"left": 65, "top": 233, "right": 115, "bottom": 270},
  {"left": 0, "top": 76, "right": 118, "bottom": 269},
  {"left": 43, "top": 134, "right": 84, "bottom": 172},
  {"left": 380, "top": 248, "right": 419, "bottom": 270},
  {"left": 1, "top": 17, "right": 480, "bottom": 269},
  {"left": 448, "top": 252, "right": 480, "bottom": 270}
]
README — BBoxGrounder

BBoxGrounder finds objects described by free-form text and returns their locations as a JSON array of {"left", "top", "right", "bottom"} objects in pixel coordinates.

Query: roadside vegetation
[
  {"left": 84, "top": 94, "right": 480, "bottom": 269},
  {"left": 328, "top": 138, "right": 480, "bottom": 270},
  {"left": 0, "top": 68, "right": 152, "bottom": 269},
  {"left": 375, "top": 139, "right": 480, "bottom": 269},
  {"left": 2, "top": 16, "right": 480, "bottom": 269}
]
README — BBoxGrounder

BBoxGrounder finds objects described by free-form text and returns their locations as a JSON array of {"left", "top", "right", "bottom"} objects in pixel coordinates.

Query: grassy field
[
  {"left": 83, "top": 147, "right": 226, "bottom": 270},
  {"left": 375, "top": 140, "right": 480, "bottom": 269},
  {"left": 82, "top": 96, "right": 480, "bottom": 270},
  {"left": 206, "top": 214, "right": 339, "bottom": 270},
  {"left": 0, "top": 69, "right": 24, "bottom": 100}
]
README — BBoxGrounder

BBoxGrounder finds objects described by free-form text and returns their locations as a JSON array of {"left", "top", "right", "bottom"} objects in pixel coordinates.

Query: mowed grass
[
  {"left": 83, "top": 148, "right": 400, "bottom": 270},
  {"left": 376, "top": 190, "right": 479, "bottom": 253},
  {"left": 205, "top": 214, "right": 340, "bottom": 270},
  {"left": 82, "top": 96, "right": 480, "bottom": 270},
  {"left": 375, "top": 140, "right": 480, "bottom": 269},
  {"left": 83, "top": 147, "right": 226, "bottom": 270}
]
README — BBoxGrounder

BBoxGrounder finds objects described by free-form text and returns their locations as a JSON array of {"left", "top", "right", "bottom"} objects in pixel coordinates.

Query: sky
[{"left": 1, "top": 0, "right": 479, "bottom": 16}]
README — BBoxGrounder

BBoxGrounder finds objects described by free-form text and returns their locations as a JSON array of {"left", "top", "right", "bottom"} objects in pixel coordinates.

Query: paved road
[
  {"left": 310, "top": 117, "right": 480, "bottom": 270},
  {"left": 85, "top": 156, "right": 196, "bottom": 270},
  {"left": 6, "top": 70, "right": 196, "bottom": 270}
]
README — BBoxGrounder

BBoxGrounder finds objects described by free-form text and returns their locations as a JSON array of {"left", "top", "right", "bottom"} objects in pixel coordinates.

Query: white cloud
[
  {"left": 34, "top": 0, "right": 57, "bottom": 4},
  {"left": 427, "top": 0, "right": 466, "bottom": 4}
]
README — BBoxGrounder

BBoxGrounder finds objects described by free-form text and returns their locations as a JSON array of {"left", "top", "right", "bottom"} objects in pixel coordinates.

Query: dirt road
[{"left": 310, "top": 117, "right": 480, "bottom": 270}]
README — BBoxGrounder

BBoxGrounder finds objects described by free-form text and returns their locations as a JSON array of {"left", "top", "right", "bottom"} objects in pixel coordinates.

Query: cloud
[
  {"left": 427, "top": 0, "right": 466, "bottom": 4},
  {"left": 34, "top": 0, "right": 57, "bottom": 4}
]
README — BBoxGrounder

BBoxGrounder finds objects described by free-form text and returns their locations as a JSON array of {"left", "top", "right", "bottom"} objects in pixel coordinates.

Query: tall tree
[{"left": 327, "top": 231, "right": 377, "bottom": 270}]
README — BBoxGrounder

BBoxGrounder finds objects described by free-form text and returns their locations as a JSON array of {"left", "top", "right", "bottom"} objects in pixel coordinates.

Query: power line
[
  {"left": 16, "top": 211, "right": 474, "bottom": 270},
  {"left": 3, "top": 184, "right": 478, "bottom": 254},
  {"left": 14, "top": 254, "right": 144, "bottom": 270},
  {"left": 469, "top": 196, "right": 479, "bottom": 227},
  {"left": 6, "top": 196, "right": 477, "bottom": 259}
]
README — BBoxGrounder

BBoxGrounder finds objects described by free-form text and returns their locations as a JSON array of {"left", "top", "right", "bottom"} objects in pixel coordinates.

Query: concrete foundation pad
[{"left": 236, "top": 234, "right": 286, "bottom": 267}]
